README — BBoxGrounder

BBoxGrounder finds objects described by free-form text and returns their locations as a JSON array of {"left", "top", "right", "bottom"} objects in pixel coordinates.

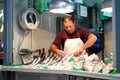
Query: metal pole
[
  {"left": 3, "top": 0, "right": 13, "bottom": 66},
  {"left": 113, "top": 0, "right": 120, "bottom": 73},
  {"left": 3, "top": 0, "right": 13, "bottom": 80}
]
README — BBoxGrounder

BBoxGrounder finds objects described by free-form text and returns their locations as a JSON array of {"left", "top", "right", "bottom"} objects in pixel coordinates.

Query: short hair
[{"left": 62, "top": 16, "right": 75, "bottom": 23}]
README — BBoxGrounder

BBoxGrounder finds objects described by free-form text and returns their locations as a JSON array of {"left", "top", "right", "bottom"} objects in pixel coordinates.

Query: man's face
[{"left": 63, "top": 18, "right": 75, "bottom": 34}]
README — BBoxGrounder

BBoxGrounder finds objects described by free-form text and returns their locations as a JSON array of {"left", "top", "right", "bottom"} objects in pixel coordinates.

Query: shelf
[{"left": 1, "top": 66, "right": 120, "bottom": 80}]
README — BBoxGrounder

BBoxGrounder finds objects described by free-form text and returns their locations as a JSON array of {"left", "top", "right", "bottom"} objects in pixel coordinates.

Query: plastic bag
[{"left": 34, "top": 0, "right": 49, "bottom": 13}]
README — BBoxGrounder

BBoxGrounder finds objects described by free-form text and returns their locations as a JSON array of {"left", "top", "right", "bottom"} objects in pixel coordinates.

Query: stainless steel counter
[{"left": 1, "top": 66, "right": 120, "bottom": 80}]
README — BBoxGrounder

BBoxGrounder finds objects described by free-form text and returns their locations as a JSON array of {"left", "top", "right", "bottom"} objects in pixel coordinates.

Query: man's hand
[
  {"left": 74, "top": 49, "right": 83, "bottom": 57},
  {"left": 50, "top": 44, "right": 65, "bottom": 58},
  {"left": 56, "top": 49, "right": 65, "bottom": 58}
]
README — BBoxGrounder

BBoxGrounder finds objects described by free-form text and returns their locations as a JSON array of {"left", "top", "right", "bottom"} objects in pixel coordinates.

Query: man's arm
[
  {"left": 74, "top": 33, "right": 97, "bottom": 57},
  {"left": 81, "top": 33, "right": 97, "bottom": 50}
]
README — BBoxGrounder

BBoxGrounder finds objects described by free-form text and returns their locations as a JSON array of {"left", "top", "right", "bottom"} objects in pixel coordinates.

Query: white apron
[
  {"left": 57, "top": 36, "right": 86, "bottom": 66},
  {"left": 64, "top": 38, "right": 86, "bottom": 55}
]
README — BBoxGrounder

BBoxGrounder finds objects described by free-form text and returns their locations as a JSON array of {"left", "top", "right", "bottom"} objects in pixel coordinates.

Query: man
[{"left": 50, "top": 16, "right": 97, "bottom": 58}]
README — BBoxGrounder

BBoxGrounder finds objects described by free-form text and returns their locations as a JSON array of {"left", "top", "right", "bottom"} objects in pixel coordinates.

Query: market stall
[{"left": 1, "top": 0, "right": 120, "bottom": 80}]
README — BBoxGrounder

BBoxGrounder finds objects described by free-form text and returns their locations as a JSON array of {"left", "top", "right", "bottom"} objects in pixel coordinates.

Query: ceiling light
[
  {"left": 49, "top": 0, "right": 74, "bottom": 14},
  {"left": 101, "top": 0, "right": 112, "bottom": 12},
  {"left": 101, "top": 7, "right": 112, "bottom": 13}
]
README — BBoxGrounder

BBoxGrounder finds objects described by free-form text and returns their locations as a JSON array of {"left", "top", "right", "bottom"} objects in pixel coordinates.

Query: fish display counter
[
  {"left": 1, "top": 65, "right": 120, "bottom": 80},
  {"left": 1, "top": 48, "right": 120, "bottom": 80}
]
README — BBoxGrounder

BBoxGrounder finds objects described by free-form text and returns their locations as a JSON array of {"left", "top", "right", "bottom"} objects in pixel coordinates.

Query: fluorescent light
[
  {"left": 101, "top": 7, "right": 112, "bottom": 12},
  {"left": 50, "top": 8, "right": 73, "bottom": 14}
]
